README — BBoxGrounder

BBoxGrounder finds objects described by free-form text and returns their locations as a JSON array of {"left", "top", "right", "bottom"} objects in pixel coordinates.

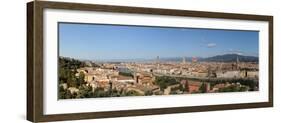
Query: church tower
[
  {"left": 236, "top": 56, "right": 240, "bottom": 70},
  {"left": 156, "top": 56, "right": 160, "bottom": 69},
  {"left": 182, "top": 56, "right": 186, "bottom": 64}
]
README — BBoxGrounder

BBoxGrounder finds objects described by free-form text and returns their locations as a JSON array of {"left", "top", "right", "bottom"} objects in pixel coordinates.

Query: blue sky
[{"left": 59, "top": 23, "right": 259, "bottom": 60}]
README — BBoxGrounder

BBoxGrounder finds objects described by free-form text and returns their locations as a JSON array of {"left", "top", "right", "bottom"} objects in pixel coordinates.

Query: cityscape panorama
[{"left": 58, "top": 22, "right": 259, "bottom": 99}]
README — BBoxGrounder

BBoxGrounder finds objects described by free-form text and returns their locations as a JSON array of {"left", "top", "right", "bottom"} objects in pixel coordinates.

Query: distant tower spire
[
  {"left": 156, "top": 56, "right": 159, "bottom": 63},
  {"left": 182, "top": 56, "right": 186, "bottom": 64},
  {"left": 156, "top": 56, "right": 160, "bottom": 69}
]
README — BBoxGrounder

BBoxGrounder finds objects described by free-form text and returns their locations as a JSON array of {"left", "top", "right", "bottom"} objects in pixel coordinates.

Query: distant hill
[
  {"left": 158, "top": 57, "right": 203, "bottom": 62},
  {"left": 84, "top": 54, "right": 258, "bottom": 63},
  {"left": 202, "top": 54, "right": 258, "bottom": 62},
  {"left": 155, "top": 54, "right": 258, "bottom": 63}
]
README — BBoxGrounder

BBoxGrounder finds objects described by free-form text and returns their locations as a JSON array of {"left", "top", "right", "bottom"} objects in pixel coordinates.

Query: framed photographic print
[{"left": 27, "top": 0, "right": 273, "bottom": 122}]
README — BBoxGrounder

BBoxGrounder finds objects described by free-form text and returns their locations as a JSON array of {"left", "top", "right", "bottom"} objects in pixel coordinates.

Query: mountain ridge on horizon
[{"left": 60, "top": 53, "right": 258, "bottom": 63}]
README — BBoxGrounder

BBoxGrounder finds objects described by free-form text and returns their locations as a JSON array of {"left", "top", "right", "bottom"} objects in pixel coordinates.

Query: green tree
[
  {"left": 125, "top": 90, "right": 142, "bottom": 96},
  {"left": 155, "top": 76, "right": 178, "bottom": 91},
  {"left": 77, "top": 72, "right": 85, "bottom": 86},
  {"left": 58, "top": 86, "right": 67, "bottom": 99},
  {"left": 77, "top": 85, "right": 93, "bottom": 98},
  {"left": 145, "top": 90, "right": 153, "bottom": 96},
  {"left": 179, "top": 84, "right": 185, "bottom": 92},
  {"left": 199, "top": 82, "right": 207, "bottom": 93}
]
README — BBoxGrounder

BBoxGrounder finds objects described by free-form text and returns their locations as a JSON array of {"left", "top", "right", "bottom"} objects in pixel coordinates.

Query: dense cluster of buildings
[
  {"left": 127, "top": 56, "right": 258, "bottom": 79},
  {"left": 68, "top": 56, "right": 258, "bottom": 96},
  {"left": 75, "top": 66, "right": 160, "bottom": 96}
]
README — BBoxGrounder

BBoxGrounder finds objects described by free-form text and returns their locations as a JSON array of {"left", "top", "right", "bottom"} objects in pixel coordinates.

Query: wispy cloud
[
  {"left": 207, "top": 43, "right": 217, "bottom": 48},
  {"left": 228, "top": 49, "right": 243, "bottom": 55}
]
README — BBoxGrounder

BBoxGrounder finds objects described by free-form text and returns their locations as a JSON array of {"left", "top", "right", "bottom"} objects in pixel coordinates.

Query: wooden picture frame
[{"left": 27, "top": 1, "right": 273, "bottom": 122}]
